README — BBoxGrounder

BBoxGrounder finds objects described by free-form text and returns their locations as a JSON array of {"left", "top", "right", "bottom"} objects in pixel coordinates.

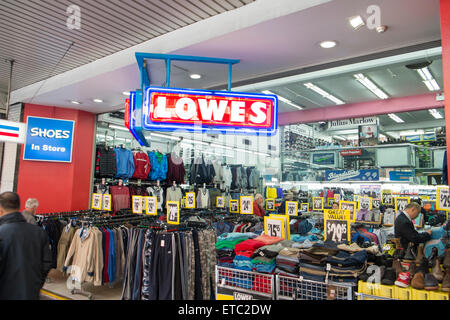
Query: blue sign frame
[
  {"left": 141, "top": 86, "right": 278, "bottom": 136},
  {"left": 23, "top": 116, "right": 75, "bottom": 163},
  {"left": 128, "top": 90, "right": 149, "bottom": 147},
  {"left": 325, "top": 169, "right": 379, "bottom": 182}
]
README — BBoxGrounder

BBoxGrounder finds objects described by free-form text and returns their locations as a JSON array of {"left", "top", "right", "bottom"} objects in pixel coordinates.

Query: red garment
[
  {"left": 110, "top": 185, "right": 130, "bottom": 213},
  {"left": 236, "top": 223, "right": 245, "bottom": 233},
  {"left": 167, "top": 154, "right": 186, "bottom": 184},
  {"left": 132, "top": 151, "right": 151, "bottom": 179},
  {"left": 254, "top": 234, "right": 283, "bottom": 245},
  {"left": 234, "top": 239, "right": 266, "bottom": 256},
  {"left": 103, "top": 228, "right": 110, "bottom": 284},
  {"left": 253, "top": 201, "right": 265, "bottom": 217}
]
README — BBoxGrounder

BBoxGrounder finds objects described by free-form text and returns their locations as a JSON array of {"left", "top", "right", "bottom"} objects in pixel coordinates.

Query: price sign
[
  {"left": 301, "top": 203, "right": 309, "bottom": 211},
  {"left": 312, "top": 197, "right": 324, "bottom": 211},
  {"left": 264, "top": 216, "right": 286, "bottom": 238},
  {"left": 186, "top": 192, "right": 196, "bottom": 209},
  {"left": 216, "top": 196, "right": 225, "bottom": 208},
  {"left": 182, "top": 197, "right": 186, "bottom": 208},
  {"left": 334, "top": 194, "right": 341, "bottom": 202},
  {"left": 145, "top": 196, "right": 157, "bottom": 215},
  {"left": 372, "top": 198, "right": 381, "bottom": 209},
  {"left": 102, "top": 194, "right": 112, "bottom": 211},
  {"left": 437, "top": 187, "right": 450, "bottom": 211},
  {"left": 266, "top": 198, "right": 275, "bottom": 211},
  {"left": 339, "top": 201, "right": 357, "bottom": 222},
  {"left": 91, "top": 193, "right": 102, "bottom": 210},
  {"left": 286, "top": 201, "right": 298, "bottom": 216},
  {"left": 230, "top": 200, "right": 239, "bottom": 213},
  {"left": 167, "top": 201, "right": 180, "bottom": 224},
  {"left": 359, "top": 197, "right": 372, "bottom": 210},
  {"left": 240, "top": 196, "right": 253, "bottom": 214},
  {"left": 381, "top": 190, "right": 393, "bottom": 205},
  {"left": 324, "top": 209, "right": 351, "bottom": 245},
  {"left": 132, "top": 196, "right": 143, "bottom": 214},
  {"left": 394, "top": 197, "right": 410, "bottom": 213},
  {"left": 328, "top": 198, "right": 335, "bottom": 207}
]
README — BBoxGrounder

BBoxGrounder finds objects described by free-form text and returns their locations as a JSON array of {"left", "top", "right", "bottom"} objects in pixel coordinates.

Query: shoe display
[
  {"left": 411, "top": 271, "right": 425, "bottom": 290},
  {"left": 424, "top": 274, "right": 439, "bottom": 291},
  {"left": 403, "top": 242, "right": 416, "bottom": 261},
  {"left": 442, "top": 269, "right": 450, "bottom": 292},
  {"left": 415, "top": 244, "right": 424, "bottom": 265},
  {"left": 395, "top": 272, "right": 410, "bottom": 288},
  {"left": 431, "top": 257, "right": 444, "bottom": 282},
  {"left": 381, "top": 268, "right": 396, "bottom": 286},
  {"left": 392, "top": 258, "right": 403, "bottom": 276}
]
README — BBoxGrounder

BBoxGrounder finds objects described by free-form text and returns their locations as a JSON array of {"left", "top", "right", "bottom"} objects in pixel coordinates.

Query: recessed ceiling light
[
  {"left": 429, "top": 109, "right": 443, "bottom": 119},
  {"left": 70, "top": 100, "right": 81, "bottom": 105},
  {"left": 190, "top": 74, "right": 202, "bottom": 79},
  {"left": 319, "top": 41, "right": 337, "bottom": 49},
  {"left": 93, "top": 99, "right": 103, "bottom": 103},
  {"left": 261, "top": 90, "right": 303, "bottom": 110},
  {"left": 388, "top": 113, "right": 404, "bottom": 123},
  {"left": 349, "top": 15, "right": 365, "bottom": 30},
  {"left": 122, "top": 91, "right": 131, "bottom": 96},
  {"left": 304, "top": 83, "right": 345, "bottom": 105}
]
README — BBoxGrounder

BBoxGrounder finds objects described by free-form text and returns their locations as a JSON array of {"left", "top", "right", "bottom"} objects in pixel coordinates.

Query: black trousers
[
  {"left": 149, "top": 233, "right": 173, "bottom": 300},
  {"left": 192, "top": 230, "right": 203, "bottom": 300}
]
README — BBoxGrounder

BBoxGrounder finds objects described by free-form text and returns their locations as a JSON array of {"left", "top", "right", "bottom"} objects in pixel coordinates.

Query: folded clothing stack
[
  {"left": 233, "top": 255, "right": 253, "bottom": 271},
  {"left": 234, "top": 239, "right": 266, "bottom": 257},
  {"left": 276, "top": 247, "right": 300, "bottom": 275},
  {"left": 253, "top": 234, "right": 284, "bottom": 245},
  {"left": 216, "top": 232, "right": 257, "bottom": 267}
]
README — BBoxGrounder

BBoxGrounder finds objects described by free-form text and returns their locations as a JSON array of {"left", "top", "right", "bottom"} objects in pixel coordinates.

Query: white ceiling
[{"left": 7, "top": 0, "right": 443, "bottom": 115}]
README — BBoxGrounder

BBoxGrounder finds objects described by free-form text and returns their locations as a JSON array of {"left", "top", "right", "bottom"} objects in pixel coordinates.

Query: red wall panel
[{"left": 16, "top": 104, "right": 95, "bottom": 213}]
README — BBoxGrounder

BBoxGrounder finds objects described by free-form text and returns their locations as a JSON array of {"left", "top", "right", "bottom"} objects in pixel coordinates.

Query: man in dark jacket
[
  {"left": 394, "top": 202, "right": 432, "bottom": 250},
  {"left": 0, "top": 192, "right": 52, "bottom": 300}
]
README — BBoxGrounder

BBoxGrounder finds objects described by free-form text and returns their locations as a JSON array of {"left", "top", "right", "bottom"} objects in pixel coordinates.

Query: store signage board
[
  {"left": 240, "top": 196, "right": 253, "bottom": 214},
  {"left": 0, "top": 119, "right": 26, "bottom": 144},
  {"left": 436, "top": 187, "right": 450, "bottom": 211},
  {"left": 381, "top": 190, "right": 393, "bottom": 205},
  {"left": 142, "top": 87, "right": 278, "bottom": 136},
  {"left": 91, "top": 193, "right": 102, "bottom": 210},
  {"left": 102, "top": 194, "right": 112, "bottom": 211},
  {"left": 339, "top": 201, "right": 357, "bottom": 222},
  {"left": 389, "top": 171, "right": 414, "bottom": 182},
  {"left": 323, "top": 209, "right": 351, "bottom": 244},
  {"left": 312, "top": 197, "right": 324, "bottom": 211},
  {"left": 132, "top": 196, "right": 143, "bottom": 214},
  {"left": 167, "top": 201, "right": 180, "bottom": 225},
  {"left": 394, "top": 197, "right": 410, "bottom": 213},
  {"left": 216, "top": 196, "right": 225, "bottom": 208},
  {"left": 186, "top": 192, "right": 196, "bottom": 209},
  {"left": 286, "top": 201, "right": 298, "bottom": 216},
  {"left": 328, "top": 117, "right": 378, "bottom": 130},
  {"left": 266, "top": 198, "right": 275, "bottom": 211},
  {"left": 23, "top": 116, "right": 75, "bottom": 162},
  {"left": 145, "top": 196, "right": 157, "bottom": 215},
  {"left": 311, "top": 152, "right": 335, "bottom": 166},
  {"left": 325, "top": 169, "right": 379, "bottom": 182},
  {"left": 340, "top": 149, "right": 362, "bottom": 157},
  {"left": 229, "top": 200, "right": 239, "bottom": 213}
]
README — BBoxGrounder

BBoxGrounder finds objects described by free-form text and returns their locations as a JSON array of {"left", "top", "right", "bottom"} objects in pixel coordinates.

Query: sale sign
[
  {"left": 324, "top": 209, "right": 351, "bottom": 244},
  {"left": 142, "top": 87, "right": 278, "bottom": 135},
  {"left": 436, "top": 187, "right": 450, "bottom": 211}
]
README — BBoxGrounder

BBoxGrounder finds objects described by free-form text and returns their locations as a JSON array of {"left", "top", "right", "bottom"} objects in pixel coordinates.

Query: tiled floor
[{"left": 42, "top": 269, "right": 123, "bottom": 300}]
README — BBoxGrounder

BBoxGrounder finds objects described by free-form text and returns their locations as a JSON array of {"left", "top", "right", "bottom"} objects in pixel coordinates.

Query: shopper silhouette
[{"left": 0, "top": 192, "right": 52, "bottom": 300}]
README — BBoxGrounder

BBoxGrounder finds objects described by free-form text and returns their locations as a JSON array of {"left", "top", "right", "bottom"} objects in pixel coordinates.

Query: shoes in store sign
[
  {"left": 141, "top": 87, "right": 278, "bottom": 135},
  {"left": 23, "top": 116, "right": 75, "bottom": 163}
]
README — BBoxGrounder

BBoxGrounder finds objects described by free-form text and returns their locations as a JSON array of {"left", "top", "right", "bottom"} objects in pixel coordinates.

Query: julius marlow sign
[
  {"left": 328, "top": 117, "right": 378, "bottom": 130},
  {"left": 141, "top": 87, "right": 278, "bottom": 135}
]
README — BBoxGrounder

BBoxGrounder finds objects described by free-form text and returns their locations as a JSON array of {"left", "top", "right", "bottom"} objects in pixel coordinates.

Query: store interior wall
[{"left": 16, "top": 104, "right": 95, "bottom": 213}]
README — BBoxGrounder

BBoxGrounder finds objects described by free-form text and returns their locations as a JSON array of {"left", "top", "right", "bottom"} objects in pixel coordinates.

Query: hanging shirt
[
  {"left": 132, "top": 151, "right": 151, "bottom": 180},
  {"left": 147, "top": 186, "right": 164, "bottom": 210}
]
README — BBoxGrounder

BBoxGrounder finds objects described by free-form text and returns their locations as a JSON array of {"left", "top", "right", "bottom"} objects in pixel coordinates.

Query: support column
[{"left": 440, "top": 0, "right": 450, "bottom": 183}]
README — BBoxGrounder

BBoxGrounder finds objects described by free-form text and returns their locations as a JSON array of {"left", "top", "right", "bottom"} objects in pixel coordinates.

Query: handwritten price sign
[
  {"left": 167, "top": 201, "right": 180, "bottom": 224},
  {"left": 240, "top": 196, "right": 253, "bottom": 215},
  {"left": 437, "top": 187, "right": 450, "bottom": 211},
  {"left": 286, "top": 201, "right": 298, "bottom": 216},
  {"left": 186, "top": 192, "right": 196, "bottom": 209}
]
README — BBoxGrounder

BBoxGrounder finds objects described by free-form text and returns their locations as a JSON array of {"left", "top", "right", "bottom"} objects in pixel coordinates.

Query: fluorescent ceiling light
[
  {"left": 182, "top": 138, "right": 209, "bottom": 146},
  {"left": 400, "top": 130, "right": 424, "bottom": 136},
  {"left": 150, "top": 133, "right": 181, "bottom": 141},
  {"left": 262, "top": 90, "right": 303, "bottom": 110},
  {"left": 416, "top": 67, "right": 440, "bottom": 91},
  {"left": 319, "top": 41, "right": 337, "bottom": 49},
  {"left": 429, "top": 109, "right": 443, "bottom": 119},
  {"left": 70, "top": 100, "right": 81, "bottom": 105},
  {"left": 354, "top": 74, "right": 389, "bottom": 99},
  {"left": 93, "top": 99, "right": 103, "bottom": 103},
  {"left": 333, "top": 135, "right": 346, "bottom": 141},
  {"left": 190, "top": 74, "right": 202, "bottom": 79},
  {"left": 388, "top": 113, "right": 404, "bottom": 123},
  {"left": 122, "top": 91, "right": 131, "bottom": 96},
  {"left": 349, "top": 15, "right": 365, "bottom": 30},
  {"left": 109, "top": 124, "right": 130, "bottom": 131},
  {"left": 304, "top": 83, "right": 345, "bottom": 105}
]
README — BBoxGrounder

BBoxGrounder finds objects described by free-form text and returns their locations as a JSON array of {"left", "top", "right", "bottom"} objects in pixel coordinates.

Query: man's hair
[
  {"left": 0, "top": 192, "right": 20, "bottom": 211},
  {"left": 25, "top": 198, "right": 39, "bottom": 209},
  {"left": 405, "top": 202, "right": 421, "bottom": 211},
  {"left": 255, "top": 194, "right": 263, "bottom": 201}
]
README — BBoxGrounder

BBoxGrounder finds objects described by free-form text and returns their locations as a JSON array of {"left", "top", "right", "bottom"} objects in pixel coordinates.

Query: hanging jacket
[
  {"left": 212, "top": 161, "right": 223, "bottom": 185},
  {"left": 132, "top": 151, "right": 151, "bottom": 180},
  {"left": 167, "top": 153, "right": 186, "bottom": 184},
  {"left": 240, "top": 167, "right": 248, "bottom": 189},
  {"left": 148, "top": 151, "right": 168, "bottom": 181},
  {"left": 222, "top": 165, "right": 232, "bottom": 190},
  {"left": 115, "top": 148, "right": 135, "bottom": 179},
  {"left": 190, "top": 156, "right": 209, "bottom": 185},
  {"left": 96, "top": 146, "right": 116, "bottom": 178}
]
